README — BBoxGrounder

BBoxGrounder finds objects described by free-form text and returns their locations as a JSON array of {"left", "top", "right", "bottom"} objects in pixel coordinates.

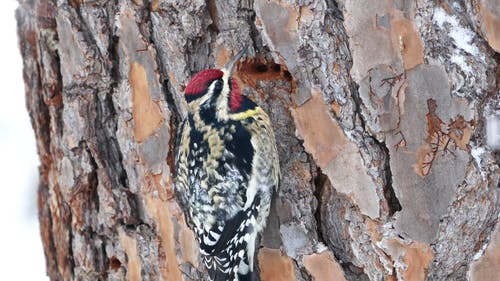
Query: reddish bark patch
[
  {"left": 470, "top": 225, "right": 500, "bottom": 281},
  {"left": 143, "top": 197, "right": 184, "bottom": 281},
  {"left": 291, "top": 89, "right": 346, "bottom": 168},
  {"left": 258, "top": 248, "right": 296, "bottom": 281},
  {"left": 381, "top": 238, "right": 434, "bottom": 281},
  {"left": 215, "top": 46, "right": 230, "bottom": 68},
  {"left": 119, "top": 230, "right": 143, "bottom": 281},
  {"left": 129, "top": 62, "right": 163, "bottom": 143},
  {"left": 390, "top": 12, "right": 424, "bottom": 70},
  {"left": 478, "top": 1, "right": 500, "bottom": 52},
  {"left": 180, "top": 227, "right": 199, "bottom": 267},
  {"left": 303, "top": 251, "right": 347, "bottom": 281},
  {"left": 401, "top": 242, "right": 434, "bottom": 281}
]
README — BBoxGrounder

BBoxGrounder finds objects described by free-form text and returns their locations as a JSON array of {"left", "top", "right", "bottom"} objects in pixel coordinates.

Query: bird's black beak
[{"left": 223, "top": 46, "right": 248, "bottom": 74}]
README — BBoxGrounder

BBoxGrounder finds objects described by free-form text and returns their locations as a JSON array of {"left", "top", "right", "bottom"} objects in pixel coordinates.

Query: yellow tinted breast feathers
[{"left": 229, "top": 107, "right": 263, "bottom": 121}]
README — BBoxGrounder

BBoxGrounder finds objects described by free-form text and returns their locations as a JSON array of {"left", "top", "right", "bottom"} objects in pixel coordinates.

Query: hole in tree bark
[
  {"left": 236, "top": 57, "right": 293, "bottom": 90},
  {"left": 256, "top": 64, "right": 269, "bottom": 72},
  {"left": 109, "top": 256, "right": 122, "bottom": 271}
]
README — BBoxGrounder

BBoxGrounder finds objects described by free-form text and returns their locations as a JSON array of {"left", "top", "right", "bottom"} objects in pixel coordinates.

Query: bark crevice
[
  {"left": 375, "top": 138, "right": 402, "bottom": 216},
  {"left": 312, "top": 168, "right": 328, "bottom": 246}
]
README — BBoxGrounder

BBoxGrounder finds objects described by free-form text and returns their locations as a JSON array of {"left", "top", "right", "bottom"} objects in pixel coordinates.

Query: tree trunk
[{"left": 16, "top": 0, "right": 499, "bottom": 280}]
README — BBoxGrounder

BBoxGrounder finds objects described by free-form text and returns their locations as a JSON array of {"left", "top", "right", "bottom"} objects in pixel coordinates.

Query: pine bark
[{"left": 17, "top": 0, "right": 499, "bottom": 281}]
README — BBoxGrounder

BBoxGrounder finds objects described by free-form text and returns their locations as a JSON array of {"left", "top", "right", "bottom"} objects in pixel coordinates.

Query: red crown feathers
[{"left": 184, "top": 69, "right": 224, "bottom": 95}]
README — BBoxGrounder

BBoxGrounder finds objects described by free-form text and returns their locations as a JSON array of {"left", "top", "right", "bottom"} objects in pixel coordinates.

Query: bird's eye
[
  {"left": 206, "top": 79, "right": 222, "bottom": 96},
  {"left": 213, "top": 80, "right": 223, "bottom": 92}
]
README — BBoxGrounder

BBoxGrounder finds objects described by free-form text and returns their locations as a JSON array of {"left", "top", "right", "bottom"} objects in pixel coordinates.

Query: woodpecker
[{"left": 175, "top": 47, "right": 280, "bottom": 281}]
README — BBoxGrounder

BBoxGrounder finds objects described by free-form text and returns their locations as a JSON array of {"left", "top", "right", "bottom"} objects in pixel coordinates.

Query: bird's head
[{"left": 183, "top": 47, "right": 247, "bottom": 118}]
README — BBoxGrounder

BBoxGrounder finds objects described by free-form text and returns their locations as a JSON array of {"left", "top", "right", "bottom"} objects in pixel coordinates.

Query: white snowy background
[{"left": 0, "top": 1, "right": 49, "bottom": 280}]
